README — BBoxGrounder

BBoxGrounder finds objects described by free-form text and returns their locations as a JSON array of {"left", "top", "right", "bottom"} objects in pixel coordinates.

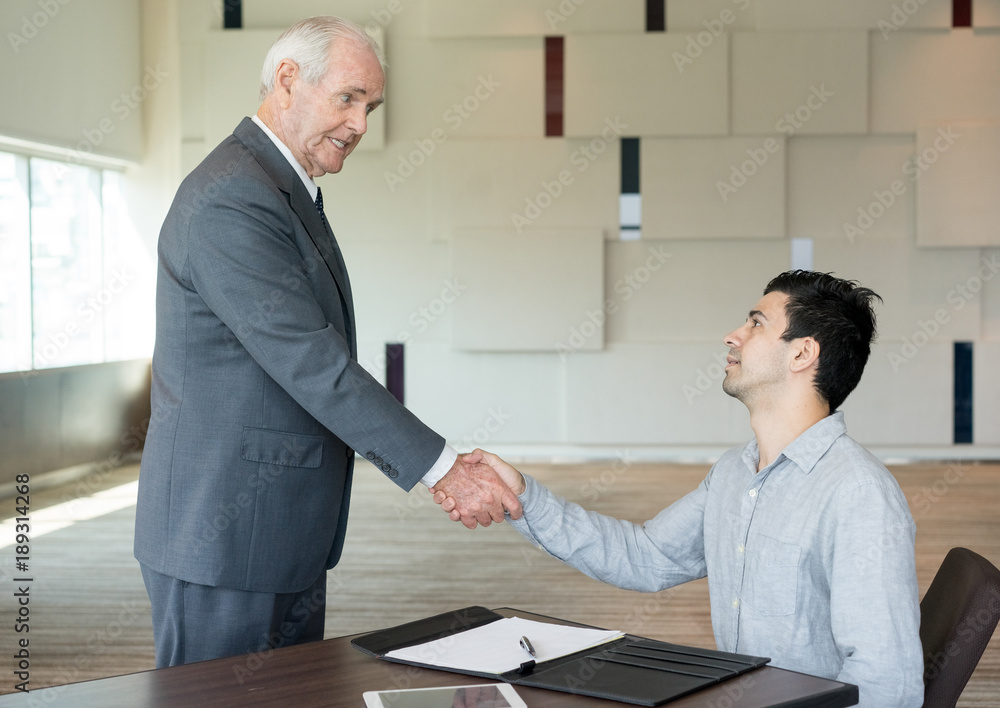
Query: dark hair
[{"left": 763, "top": 270, "right": 882, "bottom": 412}]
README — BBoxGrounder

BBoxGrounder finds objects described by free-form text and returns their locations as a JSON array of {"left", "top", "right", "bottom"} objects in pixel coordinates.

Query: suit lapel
[
  {"left": 233, "top": 118, "right": 357, "bottom": 356},
  {"left": 289, "top": 186, "right": 358, "bottom": 354}
]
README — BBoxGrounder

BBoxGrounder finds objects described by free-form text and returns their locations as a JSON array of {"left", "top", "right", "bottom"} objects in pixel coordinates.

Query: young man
[{"left": 437, "top": 270, "right": 923, "bottom": 707}]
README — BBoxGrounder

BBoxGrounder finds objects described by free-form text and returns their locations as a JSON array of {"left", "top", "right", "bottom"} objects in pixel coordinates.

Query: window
[
  {"left": 0, "top": 150, "right": 154, "bottom": 374},
  {"left": 0, "top": 154, "right": 32, "bottom": 372}
]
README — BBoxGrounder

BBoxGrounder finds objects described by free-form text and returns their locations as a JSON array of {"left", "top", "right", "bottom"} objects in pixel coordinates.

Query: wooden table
[{"left": 0, "top": 609, "right": 858, "bottom": 707}]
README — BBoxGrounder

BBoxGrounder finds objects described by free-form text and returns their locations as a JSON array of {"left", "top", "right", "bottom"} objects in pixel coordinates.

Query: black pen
[{"left": 519, "top": 635, "right": 536, "bottom": 657}]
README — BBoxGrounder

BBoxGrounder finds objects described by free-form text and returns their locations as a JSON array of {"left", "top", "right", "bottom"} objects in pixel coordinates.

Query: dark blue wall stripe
[
  {"left": 954, "top": 341, "right": 973, "bottom": 444},
  {"left": 621, "top": 137, "right": 640, "bottom": 194},
  {"left": 223, "top": 0, "right": 242, "bottom": 29},
  {"left": 386, "top": 343, "right": 405, "bottom": 405},
  {"left": 647, "top": 0, "right": 666, "bottom": 32}
]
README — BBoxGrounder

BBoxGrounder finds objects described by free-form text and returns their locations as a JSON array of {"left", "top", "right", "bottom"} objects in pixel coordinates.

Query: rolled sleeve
[{"left": 509, "top": 474, "right": 707, "bottom": 593}]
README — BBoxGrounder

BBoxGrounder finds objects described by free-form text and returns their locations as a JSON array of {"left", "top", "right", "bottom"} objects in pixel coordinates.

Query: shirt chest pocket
[{"left": 742, "top": 535, "right": 801, "bottom": 617}]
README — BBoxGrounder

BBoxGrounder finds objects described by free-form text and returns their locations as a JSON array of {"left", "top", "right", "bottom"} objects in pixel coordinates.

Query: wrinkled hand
[
  {"left": 431, "top": 449, "right": 525, "bottom": 528},
  {"left": 429, "top": 450, "right": 523, "bottom": 529}
]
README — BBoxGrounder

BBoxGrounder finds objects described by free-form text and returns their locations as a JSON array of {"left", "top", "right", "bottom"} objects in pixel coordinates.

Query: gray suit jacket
[{"left": 134, "top": 118, "right": 444, "bottom": 594}]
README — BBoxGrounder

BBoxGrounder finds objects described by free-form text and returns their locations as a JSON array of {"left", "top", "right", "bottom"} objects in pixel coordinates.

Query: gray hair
[{"left": 259, "top": 16, "right": 386, "bottom": 102}]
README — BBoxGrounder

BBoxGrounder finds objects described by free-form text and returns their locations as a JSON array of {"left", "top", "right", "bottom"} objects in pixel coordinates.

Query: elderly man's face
[{"left": 280, "top": 40, "right": 384, "bottom": 177}]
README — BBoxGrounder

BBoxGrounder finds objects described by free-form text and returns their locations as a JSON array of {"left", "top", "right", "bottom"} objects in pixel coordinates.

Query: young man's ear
[{"left": 789, "top": 337, "right": 820, "bottom": 374}]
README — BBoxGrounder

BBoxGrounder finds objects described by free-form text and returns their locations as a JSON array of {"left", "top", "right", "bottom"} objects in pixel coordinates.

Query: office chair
[{"left": 920, "top": 547, "right": 1000, "bottom": 708}]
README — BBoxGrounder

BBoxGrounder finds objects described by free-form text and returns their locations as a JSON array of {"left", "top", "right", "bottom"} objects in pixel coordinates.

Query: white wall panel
[
  {"left": 757, "top": 0, "right": 950, "bottom": 30},
  {"left": 916, "top": 122, "right": 1000, "bottom": 248},
  {"left": 425, "top": 0, "right": 644, "bottom": 36},
  {"left": 431, "top": 139, "right": 619, "bottom": 239},
  {"left": 0, "top": 0, "right": 142, "bottom": 161},
  {"left": 565, "top": 34, "right": 728, "bottom": 137},
  {"left": 388, "top": 37, "right": 542, "bottom": 141},
  {"left": 813, "top": 238, "right": 982, "bottom": 342},
  {"left": 404, "top": 342, "right": 563, "bottom": 445},
  {"left": 203, "top": 29, "right": 385, "bottom": 152},
  {"left": 565, "top": 343, "right": 752, "bottom": 445},
  {"left": 318, "top": 139, "right": 434, "bottom": 242},
  {"left": 604, "top": 240, "right": 789, "bottom": 343},
  {"left": 452, "top": 229, "right": 604, "bottom": 352},
  {"left": 975, "top": 341, "right": 1000, "bottom": 443},
  {"left": 178, "top": 0, "right": 221, "bottom": 43},
  {"left": 731, "top": 31, "right": 868, "bottom": 135},
  {"left": 344, "top": 241, "right": 453, "bottom": 348},
  {"left": 180, "top": 45, "right": 206, "bottom": 141},
  {"left": 666, "top": 0, "right": 759, "bottom": 31},
  {"left": 788, "top": 136, "right": 915, "bottom": 241},
  {"left": 977, "top": 0, "right": 1000, "bottom": 26},
  {"left": 842, "top": 341, "right": 952, "bottom": 445},
  {"left": 984, "top": 249, "right": 1000, "bottom": 341},
  {"left": 242, "top": 0, "right": 427, "bottom": 36},
  {"left": 871, "top": 33, "right": 1000, "bottom": 134},
  {"left": 642, "top": 138, "right": 785, "bottom": 239}
]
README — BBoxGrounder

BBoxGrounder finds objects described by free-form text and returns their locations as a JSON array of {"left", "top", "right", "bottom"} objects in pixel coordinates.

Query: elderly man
[
  {"left": 438, "top": 271, "right": 924, "bottom": 707},
  {"left": 134, "top": 16, "right": 517, "bottom": 667}
]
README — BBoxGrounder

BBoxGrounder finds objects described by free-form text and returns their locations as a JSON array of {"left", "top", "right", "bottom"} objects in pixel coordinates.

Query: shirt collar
[
  {"left": 741, "top": 411, "right": 847, "bottom": 476},
  {"left": 251, "top": 114, "right": 318, "bottom": 202}
]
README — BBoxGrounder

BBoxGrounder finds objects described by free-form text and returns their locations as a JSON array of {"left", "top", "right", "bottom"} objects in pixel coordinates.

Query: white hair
[{"left": 258, "top": 16, "right": 385, "bottom": 102}]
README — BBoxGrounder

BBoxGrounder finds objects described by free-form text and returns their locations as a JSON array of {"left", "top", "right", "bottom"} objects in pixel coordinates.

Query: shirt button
[
  {"left": 732, "top": 599, "right": 739, "bottom": 609},
  {"left": 737, "top": 545, "right": 745, "bottom": 553},
  {"left": 748, "top": 489, "right": 757, "bottom": 498}
]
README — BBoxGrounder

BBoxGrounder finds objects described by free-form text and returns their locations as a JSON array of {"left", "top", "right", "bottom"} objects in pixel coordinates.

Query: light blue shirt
[{"left": 510, "top": 412, "right": 923, "bottom": 707}]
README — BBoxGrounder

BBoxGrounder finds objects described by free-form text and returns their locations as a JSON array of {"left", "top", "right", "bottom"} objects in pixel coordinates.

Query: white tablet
[{"left": 362, "top": 683, "right": 526, "bottom": 708}]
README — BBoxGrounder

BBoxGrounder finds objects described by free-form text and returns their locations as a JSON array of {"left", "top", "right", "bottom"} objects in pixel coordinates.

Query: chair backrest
[{"left": 920, "top": 547, "right": 1000, "bottom": 708}]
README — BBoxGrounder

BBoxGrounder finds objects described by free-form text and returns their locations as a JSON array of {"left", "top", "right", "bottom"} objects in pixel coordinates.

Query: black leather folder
[{"left": 351, "top": 606, "right": 770, "bottom": 706}]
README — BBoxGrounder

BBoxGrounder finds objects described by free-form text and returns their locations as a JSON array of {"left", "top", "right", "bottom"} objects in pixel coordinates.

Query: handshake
[{"left": 429, "top": 449, "right": 526, "bottom": 529}]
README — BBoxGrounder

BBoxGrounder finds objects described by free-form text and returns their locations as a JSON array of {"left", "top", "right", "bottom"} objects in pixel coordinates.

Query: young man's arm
[
  {"left": 458, "top": 450, "right": 710, "bottom": 592},
  {"left": 828, "top": 481, "right": 924, "bottom": 707}
]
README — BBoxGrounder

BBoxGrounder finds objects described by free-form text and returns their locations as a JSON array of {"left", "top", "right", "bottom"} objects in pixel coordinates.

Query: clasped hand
[{"left": 428, "top": 449, "right": 525, "bottom": 529}]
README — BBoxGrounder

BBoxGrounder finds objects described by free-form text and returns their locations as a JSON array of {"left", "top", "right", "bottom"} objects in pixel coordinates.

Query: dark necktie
[
  {"left": 315, "top": 187, "right": 330, "bottom": 229},
  {"left": 312, "top": 187, "right": 356, "bottom": 354},
  {"left": 314, "top": 186, "right": 350, "bottom": 282}
]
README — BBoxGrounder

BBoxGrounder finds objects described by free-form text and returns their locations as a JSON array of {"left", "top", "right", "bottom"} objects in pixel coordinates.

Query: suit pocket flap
[{"left": 241, "top": 427, "right": 324, "bottom": 468}]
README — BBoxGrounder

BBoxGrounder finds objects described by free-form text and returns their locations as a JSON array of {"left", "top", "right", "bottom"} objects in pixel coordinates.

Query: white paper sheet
[{"left": 384, "top": 616, "right": 624, "bottom": 675}]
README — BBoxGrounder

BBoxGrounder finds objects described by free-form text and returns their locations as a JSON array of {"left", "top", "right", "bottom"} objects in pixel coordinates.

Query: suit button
[
  {"left": 388, "top": 470, "right": 398, "bottom": 479},
  {"left": 381, "top": 464, "right": 391, "bottom": 472},
  {"left": 346, "top": 448, "right": 354, "bottom": 458},
  {"left": 375, "top": 456, "right": 384, "bottom": 465},
  {"left": 365, "top": 451, "right": 375, "bottom": 460}
]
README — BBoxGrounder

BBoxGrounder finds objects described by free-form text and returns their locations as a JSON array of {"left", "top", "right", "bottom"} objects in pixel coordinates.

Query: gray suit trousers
[{"left": 140, "top": 563, "right": 326, "bottom": 668}]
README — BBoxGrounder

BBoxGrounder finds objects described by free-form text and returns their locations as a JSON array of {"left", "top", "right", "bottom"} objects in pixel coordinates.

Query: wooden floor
[{"left": 1, "top": 458, "right": 998, "bottom": 705}]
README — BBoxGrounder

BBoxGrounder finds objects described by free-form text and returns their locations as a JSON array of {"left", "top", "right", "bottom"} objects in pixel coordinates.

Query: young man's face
[{"left": 721, "top": 291, "right": 793, "bottom": 405}]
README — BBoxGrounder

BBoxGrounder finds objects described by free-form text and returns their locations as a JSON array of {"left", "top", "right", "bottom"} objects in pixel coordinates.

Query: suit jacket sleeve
[{"left": 183, "top": 164, "right": 443, "bottom": 490}]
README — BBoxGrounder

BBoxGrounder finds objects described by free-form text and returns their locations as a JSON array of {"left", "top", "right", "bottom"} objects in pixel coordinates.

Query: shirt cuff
[
  {"left": 419, "top": 444, "right": 458, "bottom": 487},
  {"left": 518, "top": 473, "right": 543, "bottom": 512}
]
